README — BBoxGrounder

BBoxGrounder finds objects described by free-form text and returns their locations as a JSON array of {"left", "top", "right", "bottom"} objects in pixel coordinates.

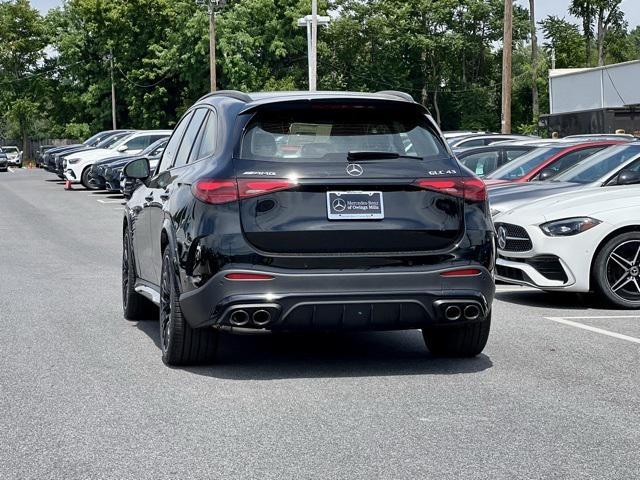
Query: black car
[
  {"left": 90, "top": 138, "right": 168, "bottom": 191},
  {"left": 45, "top": 130, "right": 132, "bottom": 173},
  {"left": 0, "top": 149, "right": 7, "bottom": 172},
  {"left": 121, "top": 90, "right": 495, "bottom": 366},
  {"left": 453, "top": 144, "right": 535, "bottom": 177},
  {"left": 36, "top": 145, "right": 55, "bottom": 167}
]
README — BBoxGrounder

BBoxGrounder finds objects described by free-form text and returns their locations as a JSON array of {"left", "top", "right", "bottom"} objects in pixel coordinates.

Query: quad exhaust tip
[
  {"left": 252, "top": 309, "right": 271, "bottom": 326},
  {"left": 230, "top": 310, "right": 250, "bottom": 326},
  {"left": 444, "top": 305, "right": 462, "bottom": 321},
  {"left": 464, "top": 305, "right": 480, "bottom": 321}
]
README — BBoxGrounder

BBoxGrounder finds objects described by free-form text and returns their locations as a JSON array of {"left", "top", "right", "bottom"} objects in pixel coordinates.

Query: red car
[{"left": 483, "top": 141, "right": 624, "bottom": 187}]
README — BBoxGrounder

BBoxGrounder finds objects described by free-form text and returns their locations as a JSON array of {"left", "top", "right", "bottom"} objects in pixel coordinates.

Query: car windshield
[
  {"left": 99, "top": 132, "right": 133, "bottom": 149},
  {"left": 485, "top": 147, "right": 561, "bottom": 181},
  {"left": 240, "top": 104, "right": 447, "bottom": 162},
  {"left": 83, "top": 131, "right": 111, "bottom": 146},
  {"left": 552, "top": 144, "right": 640, "bottom": 184},
  {"left": 4, "top": 147, "right": 18, "bottom": 153},
  {"left": 141, "top": 138, "right": 168, "bottom": 155}
]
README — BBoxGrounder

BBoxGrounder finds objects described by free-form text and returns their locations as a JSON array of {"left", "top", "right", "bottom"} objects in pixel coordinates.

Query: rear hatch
[{"left": 233, "top": 101, "right": 472, "bottom": 255}]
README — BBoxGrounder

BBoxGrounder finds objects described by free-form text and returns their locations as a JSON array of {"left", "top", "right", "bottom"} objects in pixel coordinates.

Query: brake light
[
  {"left": 440, "top": 268, "right": 482, "bottom": 277},
  {"left": 192, "top": 179, "right": 297, "bottom": 204},
  {"left": 413, "top": 177, "right": 487, "bottom": 201},
  {"left": 225, "top": 272, "right": 275, "bottom": 281}
]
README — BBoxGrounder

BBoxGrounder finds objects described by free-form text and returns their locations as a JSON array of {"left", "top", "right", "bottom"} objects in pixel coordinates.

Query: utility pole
[
  {"left": 110, "top": 48, "right": 117, "bottom": 130},
  {"left": 310, "top": 0, "right": 318, "bottom": 91},
  {"left": 197, "top": 0, "right": 227, "bottom": 92},
  {"left": 501, "top": 0, "right": 513, "bottom": 134},
  {"left": 297, "top": 11, "right": 330, "bottom": 91},
  {"left": 529, "top": 0, "right": 539, "bottom": 124}
]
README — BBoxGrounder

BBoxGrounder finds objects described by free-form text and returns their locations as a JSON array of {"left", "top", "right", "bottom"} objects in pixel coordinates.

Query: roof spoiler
[
  {"left": 376, "top": 90, "right": 415, "bottom": 103},
  {"left": 197, "top": 90, "right": 253, "bottom": 103}
]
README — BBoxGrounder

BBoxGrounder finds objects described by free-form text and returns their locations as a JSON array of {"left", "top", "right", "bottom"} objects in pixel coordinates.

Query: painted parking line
[
  {"left": 545, "top": 316, "right": 640, "bottom": 345},
  {"left": 96, "top": 199, "right": 125, "bottom": 204},
  {"left": 7, "top": 167, "right": 14, "bottom": 173}
]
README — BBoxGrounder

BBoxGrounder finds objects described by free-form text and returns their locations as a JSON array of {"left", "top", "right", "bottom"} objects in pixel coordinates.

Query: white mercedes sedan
[{"left": 494, "top": 183, "right": 640, "bottom": 308}]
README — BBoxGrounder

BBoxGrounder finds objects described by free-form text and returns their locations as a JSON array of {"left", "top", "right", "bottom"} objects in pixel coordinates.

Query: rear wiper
[{"left": 347, "top": 150, "right": 423, "bottom": 161}]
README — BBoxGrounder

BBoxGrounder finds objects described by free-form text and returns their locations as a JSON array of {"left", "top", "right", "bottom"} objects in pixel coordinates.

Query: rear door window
[
  {"left": 240, "top": 105, "right": 447, "bottom": 162},
  {"left": 158, "top": 110, "right": 194, "bottom": 173},
  {"left": 547, "top": 146, "right": 606, "bottom": 174},
  {"left": 174, "top": 108, "right": 207, "bottom": 168}
]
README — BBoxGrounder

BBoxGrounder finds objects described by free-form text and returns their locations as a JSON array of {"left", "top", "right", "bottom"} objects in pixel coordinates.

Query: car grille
[{"left": 495, "top": 222, "right": 533, "bottom": 252}]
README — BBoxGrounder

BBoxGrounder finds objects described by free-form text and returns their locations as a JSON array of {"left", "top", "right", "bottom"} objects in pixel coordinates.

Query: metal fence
[{"left": 0, "top": 139, "right": 78, "bottom": 161}]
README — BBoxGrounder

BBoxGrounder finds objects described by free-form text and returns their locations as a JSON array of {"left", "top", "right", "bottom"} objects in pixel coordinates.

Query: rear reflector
[
  {"left": 192, "top": 178, "right": 297, "bottom": 204},
  {"left": 225, "top": 272, "right": 275, "bottom": 281},
  {"left": 413, "top": 177, "right": 487, "bottom": 201},
  {"left": 440, "top": 268, "right": 482, "bottom": 277}
]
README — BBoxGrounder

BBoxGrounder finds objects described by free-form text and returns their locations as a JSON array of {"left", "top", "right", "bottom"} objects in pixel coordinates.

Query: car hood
[
  {"left": 94, "top": 154, "right": 136, "bottom": 168},
  {"left": 68, "top": 148, "right": 123, "bottom": 162},
  {"left": 495, "top": 185, "right": 640, "bottom": 225},
  {"left": 489, "top": 182, "right": 584, "bottom": 214}
]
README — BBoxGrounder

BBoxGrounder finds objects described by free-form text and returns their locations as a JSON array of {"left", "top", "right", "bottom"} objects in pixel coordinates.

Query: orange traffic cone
[{"left": 64, "top": 180, "right": 72, "bottom": 190}]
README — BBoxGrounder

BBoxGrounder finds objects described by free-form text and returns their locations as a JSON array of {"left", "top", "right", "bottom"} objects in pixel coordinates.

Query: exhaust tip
[
  {"left": 464, "top": 305, "right": 480, "bottom": 320},
  {"left": 252, "top": 309, "right": 271, "bottom": 326},
  {"left": 230, "top": 310, "right": 249, "bottom": 326},
  {"left": 444, "top": 305, "right": 462, "bottom": 321}
]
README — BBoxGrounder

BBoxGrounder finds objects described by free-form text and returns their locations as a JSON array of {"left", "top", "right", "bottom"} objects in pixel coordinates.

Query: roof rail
[
  {"left": 197, "top": 90, "right": 253, "bottom": 103},
  {"left": 376, "top": 90, "right": 415, "bottom": 102}
]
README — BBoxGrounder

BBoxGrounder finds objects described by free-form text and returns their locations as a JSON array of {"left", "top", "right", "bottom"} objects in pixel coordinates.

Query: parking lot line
[
  {"left": 8, "top": 167, "right": 14, "bottom": 173},
  {"left": 545, "top": 316, "right": 640, "bottom": 345},
  {"left": 97, "top": 199, "right": 124, "bottom": 204}
]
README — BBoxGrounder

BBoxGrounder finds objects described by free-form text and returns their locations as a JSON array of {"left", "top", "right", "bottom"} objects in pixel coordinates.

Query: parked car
[
  {"left": 3, "top": 146, "right": 22, "bottom": 167},
  {"left": 121, "top": 90, "right": 496, "bottom": 366},
  {"left": 563, "top": 134, "right": 636, "bottom": 142},
  {"left": 483, "top": 141, "right": 623, "bottom": 187},
  {"left": 91, "top": 138, "right": 168, "bottom": 191},
  {"left": 0, "top": 149, "right": 7, "bottom": 171},
  {"left": 453, "top": 144, "right": 535, "bottom": 177},
  {"left": 45, "top": 130, "right": 132, "bottom": 172},
  {"left": 65, "top": 130, "right": 171, "bottom": 188},
  {"left": 494, "top": 183, "right": 640, "bottom": 308},
  {"left": 489, "top": 142, "right": 640, "bottom": 216},
  {"left": 448, "top": 134, "right": 534, "bottom": 149},
  {"left": 36, "top": 145, "right": 55, "bottom": 167}
]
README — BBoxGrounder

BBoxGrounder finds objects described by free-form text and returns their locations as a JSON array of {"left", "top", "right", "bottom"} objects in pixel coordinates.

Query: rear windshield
[
  {"left": 240, "top": 104, "right": 447, "bottom": 161},
  {"left": 486, "top": 147, "right": 560, "bottom": 181},
  {"left": 552, "top": 144, "right": 640, "bottom": 184}
]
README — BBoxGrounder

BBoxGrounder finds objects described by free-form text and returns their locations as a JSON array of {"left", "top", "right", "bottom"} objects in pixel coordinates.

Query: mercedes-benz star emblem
[
  {"left": 497, "top": 226, "right": 507, "bottom": 250},
  {"left": 332, "top": 198, "right": 347, "bottom": 212},
  {"left": 346, "top": 164, "right": 363, "bottom": 176}
]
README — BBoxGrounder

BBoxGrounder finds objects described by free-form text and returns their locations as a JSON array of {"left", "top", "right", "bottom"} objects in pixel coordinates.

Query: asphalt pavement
[{"left": 1, "top": 168, "right": 639, "bottom": 479}]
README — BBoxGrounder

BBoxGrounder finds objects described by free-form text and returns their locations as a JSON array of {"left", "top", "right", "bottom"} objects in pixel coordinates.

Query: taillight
[
  {"left": 440, "top": 268, "right": 482, "bottom": 277},
  {"left": 413, "top": 177, "right": 487, "bottom": 201},
  {"left": 192, "top": 179, "right": 297, "bottom": 204},
  {"left": 225, "top": 272, "right": 275, "bottom": 281}
]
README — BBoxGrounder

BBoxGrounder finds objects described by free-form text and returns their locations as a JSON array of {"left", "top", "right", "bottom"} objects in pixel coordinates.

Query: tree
[
  {"left": 540, "top": 16, "right": 584, "bottom": 69},
  {"left": 0, "top": 0, "right": 48, "bottom": 157},
  {"left": 570, "top": 0, "right": 624, "bottom": 66},
  {"left": 569, "top": 0, "right": 596, "bottom": 66}
]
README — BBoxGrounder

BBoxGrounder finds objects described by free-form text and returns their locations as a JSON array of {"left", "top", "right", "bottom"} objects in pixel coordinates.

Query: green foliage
[{"left": 540, "top": 16, "right": 585, "bottom": 68}]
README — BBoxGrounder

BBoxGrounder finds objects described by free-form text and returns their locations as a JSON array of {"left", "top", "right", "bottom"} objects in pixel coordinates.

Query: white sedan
[
  {"left": 494, "top": 183, "right": 640, "bottom": 308},
  {"left": 65, "top": 130, "right": 171, "bottom": 188}
]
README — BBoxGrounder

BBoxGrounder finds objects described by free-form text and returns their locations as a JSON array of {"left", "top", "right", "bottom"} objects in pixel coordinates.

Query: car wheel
[
  {"left": 593, "top": 232, "right": 640, "bottom": 309},
  {"left": 81, "top": 167, "right": 96, "bottom": 189},
  {"left": 159, "top": 247, "right": 218, "bottom": 366},
  {"left": 122, "top": 229, "right": 156, "bottom": 320},
  {"left": 422, "top": 314, "right": 491, "bottom": 357}
]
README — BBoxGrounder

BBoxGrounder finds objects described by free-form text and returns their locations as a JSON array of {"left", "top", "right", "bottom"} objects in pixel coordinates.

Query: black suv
[{"left": 122, "top": 90, "right": 495, "bottom": 366}]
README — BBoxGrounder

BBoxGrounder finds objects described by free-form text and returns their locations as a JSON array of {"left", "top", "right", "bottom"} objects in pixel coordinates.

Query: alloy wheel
[
  {"left": 122, "top": 235, "right": 129, "bottom": 309},
  {"left": 160, "top": 259, "right": 172, "bottom": 351},
  {"left": 605, "top": 239, "right": 640, "bottom": 302}
]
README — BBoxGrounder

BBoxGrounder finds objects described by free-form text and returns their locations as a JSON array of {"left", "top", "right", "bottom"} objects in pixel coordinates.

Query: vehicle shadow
[
  {"left": 496, "top": 290, "right": 610, "bottom": 310},
  {"left": 133, "top": 319, "right": 492, "bottom": 380}
]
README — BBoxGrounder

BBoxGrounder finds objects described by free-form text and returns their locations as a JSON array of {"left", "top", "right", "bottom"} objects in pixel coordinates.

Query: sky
[{"left": 30, "top": 0, "right": 640, "bottom": 32}]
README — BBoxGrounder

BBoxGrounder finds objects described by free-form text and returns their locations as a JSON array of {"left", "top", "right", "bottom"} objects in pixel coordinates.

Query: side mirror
[
  {"left": 616, "top": 169, "right": 640, "bottom": 186},
  {"left": 117, "top": 145, "right": 129, "bottom": 152},
  {"left": 537, "top": 168, "right": 556, "bottom": 181},
  {"left": 123, "top": 157, "right": 150, "bottom": 180}
]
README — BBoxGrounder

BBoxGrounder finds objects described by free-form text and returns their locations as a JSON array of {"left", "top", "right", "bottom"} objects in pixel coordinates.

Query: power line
[{"left": 113, "top": 62, "right": 172, "bottom": 88}]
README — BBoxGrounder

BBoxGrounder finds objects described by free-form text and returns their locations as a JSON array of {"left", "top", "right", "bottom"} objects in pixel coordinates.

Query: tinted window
[
  {"left": 123, "top": 135, "right": 153, "bottom": 151},
  {"left": 457, "top": 138, "right": 486, "bottom": 148},
  {"left": 459, "top": 151, "right": 500, "bottom": 177},
  {"left": 554, "top": 144, "right": 640, "bottom": 184},
  {"left": 192, "top": 111, "right": 217, "bottom": 161},
  {"left": 487, "top": 147, "right": 561, "bottom": 181},
  {"left": 158, "top": 111, "right": 194, "bottom": 173},
  {"left": 240, "top": 105, "right": 446, "bottom": 162},
  {"left": 174, "top": 109, "right": 208, "bottom": 168},
  {"left": 505, "top": 148, "right": 531, "bottom": 161},
  {"left": 97, "top": 132, "right": 131, "bottom": 148},
  {"left": 545, "top": 146, "right": 605, "bottom": 175}
]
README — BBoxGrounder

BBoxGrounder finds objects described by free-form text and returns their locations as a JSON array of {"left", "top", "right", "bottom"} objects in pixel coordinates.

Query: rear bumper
[{"left": 179, "top": 265, "right": 495, "bottom": 330}]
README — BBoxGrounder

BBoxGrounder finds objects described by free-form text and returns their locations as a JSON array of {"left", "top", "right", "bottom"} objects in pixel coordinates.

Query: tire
[
  {"left": 593, "top": 232, "right": 640, "bottom": 309},
  {"left": 159, "top": 247, "right": 218, "bottom": 366},
  {"left": 422, "top": 314, "right": 491, "bottom": 357},
  {"left": 122, "top": 229, "right": 156, "bottom": 320},
  {"left": 81, "top": 167, "right": 96, "bottom": 189}
]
